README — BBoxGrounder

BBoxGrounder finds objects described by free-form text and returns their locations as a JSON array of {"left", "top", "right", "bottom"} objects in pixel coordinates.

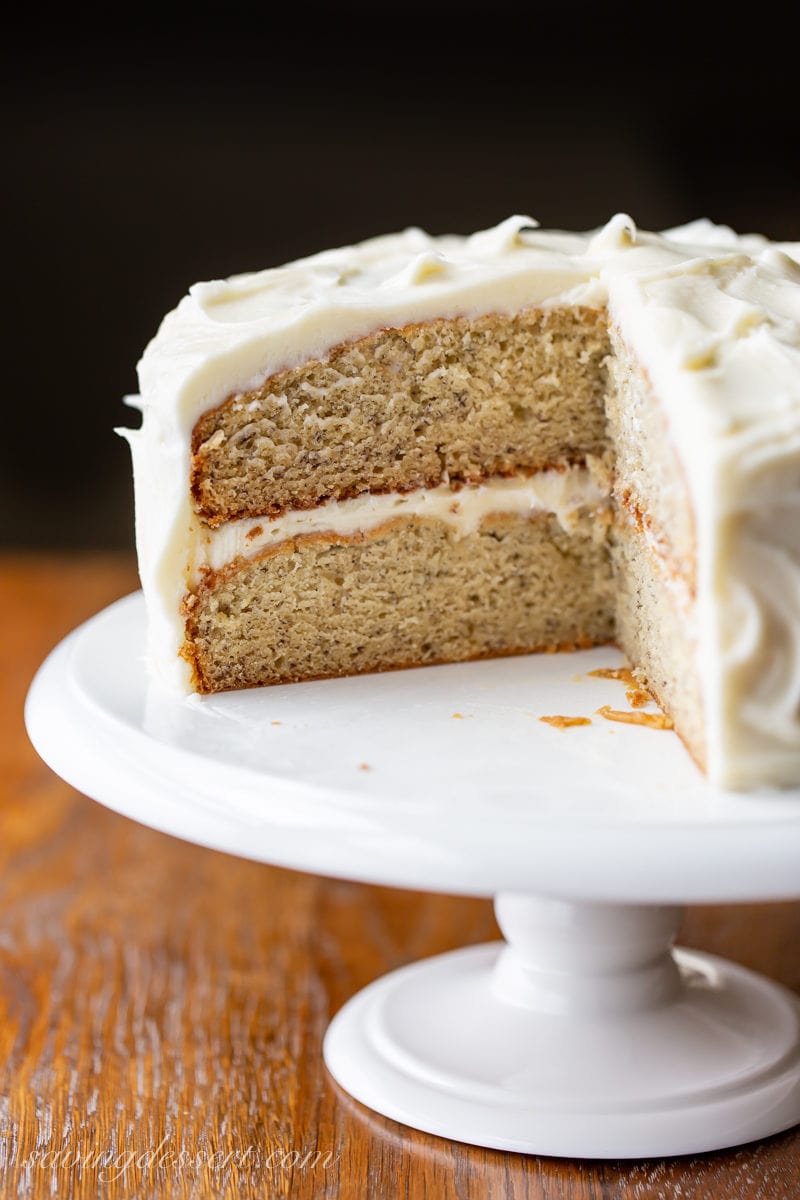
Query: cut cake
[{"left": 123, "top": 214, "right": 800, "bottom": 789}]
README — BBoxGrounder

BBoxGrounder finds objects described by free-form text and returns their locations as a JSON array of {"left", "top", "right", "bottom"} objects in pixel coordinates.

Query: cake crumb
[
  {"left": 246, "top": 525, "right": 264, "bottom": 541},
  {"left": 589, "top": 666, "right": 639, "bottom": 686},
  {"left": 539, "top": 715, "right": 592, "bottom": 729},
  {"left": 596, "top": 706, "right": 674, "bottom": 730},
  {"left": 358, "top": 763, "right": 371, "bottom": 771},
  {"left": 590, "top": 666, "right": 661, "bottom": 715},
  {"left": 271, "top": 720, "right": 281, "bottom": 725},
  {"left": 452, "top": 712, "right": 463, "bottom": 719}
]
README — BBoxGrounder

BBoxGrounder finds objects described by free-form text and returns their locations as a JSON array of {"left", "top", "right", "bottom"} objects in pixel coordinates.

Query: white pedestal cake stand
[{"left": 25, "top": 593, "right": 800, "bottom": 1159}]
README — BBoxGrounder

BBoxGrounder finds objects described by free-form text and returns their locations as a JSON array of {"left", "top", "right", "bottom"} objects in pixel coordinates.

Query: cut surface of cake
[{"left": 123, "top": 214, "right": 800, "bottom": 790}]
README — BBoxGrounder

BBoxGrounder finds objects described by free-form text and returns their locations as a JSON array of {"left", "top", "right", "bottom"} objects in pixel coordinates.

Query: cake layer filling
[{"left": 190, "top": 464, "right": 610, "bottom": 582}]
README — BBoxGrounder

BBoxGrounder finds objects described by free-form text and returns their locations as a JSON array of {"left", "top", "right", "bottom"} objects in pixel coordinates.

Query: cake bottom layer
[
  {"left": 612, "top": 515, "right": 706, "bottom": 770},
  {"left": 182, "top": 513, "right": 615, "bottom": 693}
]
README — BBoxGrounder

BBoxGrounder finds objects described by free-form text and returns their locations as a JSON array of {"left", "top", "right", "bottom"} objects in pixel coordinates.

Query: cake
[{"left": 122, "top": 214, "right": 800, "bottom": 790}]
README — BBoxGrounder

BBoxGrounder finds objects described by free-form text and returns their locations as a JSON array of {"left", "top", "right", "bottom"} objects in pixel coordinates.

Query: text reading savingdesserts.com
[{"left": 0, "top": 1138, "right": 338, "bottom": 1184}]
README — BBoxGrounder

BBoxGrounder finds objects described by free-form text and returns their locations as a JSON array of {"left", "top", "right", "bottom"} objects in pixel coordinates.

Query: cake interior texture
[
  {"left": 184, "top": 512, "right": 614, "bottom": 693},
  {"left": 190, "top": 307, "right": 610, "bottom": 522},
  {"left": 181, "top": 305, "right": 700, "bottom": 761}
]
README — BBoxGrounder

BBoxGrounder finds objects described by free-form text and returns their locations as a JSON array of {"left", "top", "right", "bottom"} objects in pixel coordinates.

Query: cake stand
[{"left": 25, "top": 593, "right": 800, "bottom": 1159}]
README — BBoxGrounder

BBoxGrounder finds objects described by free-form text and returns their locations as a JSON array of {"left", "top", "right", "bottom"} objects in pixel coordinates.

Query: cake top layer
[{"left": 137, "top": 214, "right": 800, "bottom": 447}]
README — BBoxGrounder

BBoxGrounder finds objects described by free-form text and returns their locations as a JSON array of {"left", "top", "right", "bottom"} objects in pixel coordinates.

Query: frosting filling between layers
[{"left": 190, "top": 464, "right": 610, "bottom": 583}]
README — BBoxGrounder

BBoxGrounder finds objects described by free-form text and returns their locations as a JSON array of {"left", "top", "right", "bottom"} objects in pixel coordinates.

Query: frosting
[
  {"left": 191, "top": 466, "right": 608, "bottom": 582},
  {"left": 605, "top": 247, "right": 800, "bottom": 787},
  {"left": 122, "top": 214, "right": 800, "bottom": 789}
]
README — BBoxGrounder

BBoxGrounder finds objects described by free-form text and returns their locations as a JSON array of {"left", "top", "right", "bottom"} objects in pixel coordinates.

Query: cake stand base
[
  {"left": 25, "top": 597, "right": 800, "bottom": 1160},
  {"left": 323, "top": 895, "right": 800, "bottom": 1157}
]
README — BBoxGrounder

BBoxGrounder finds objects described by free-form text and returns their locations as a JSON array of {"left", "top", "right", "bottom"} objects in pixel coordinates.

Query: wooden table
[{"left": 2, "top": 554, "right": 799, "bottom": 1200}]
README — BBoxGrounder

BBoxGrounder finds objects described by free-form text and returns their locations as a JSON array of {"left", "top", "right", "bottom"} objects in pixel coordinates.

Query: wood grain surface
[{"left": 2, "top": 553, "right": 799, "bottom": 1200}]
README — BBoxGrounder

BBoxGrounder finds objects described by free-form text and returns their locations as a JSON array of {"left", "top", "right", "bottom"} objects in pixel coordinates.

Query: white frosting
[
  {"left": 606, "top": 248, "right": 800, "bottom": 787},
  {"left": 123, "top": 214, "right": 800, "bottom": 789},
  {"left": 191, "top": 466, "right": 607, "bottom": 581}
]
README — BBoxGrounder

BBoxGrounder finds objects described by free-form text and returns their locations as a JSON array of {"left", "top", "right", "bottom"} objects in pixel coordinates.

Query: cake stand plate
[{"left": 25, "top": 593, "right": 800, "bottom": 1158}]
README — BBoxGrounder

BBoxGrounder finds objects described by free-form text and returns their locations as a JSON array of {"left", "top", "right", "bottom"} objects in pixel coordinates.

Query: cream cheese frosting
[
  {"left": 191, "top": 465, "right": 608, "bottom": 582},
  {"left": 123, "top": 213, "right": 800, "bottom": 789}
]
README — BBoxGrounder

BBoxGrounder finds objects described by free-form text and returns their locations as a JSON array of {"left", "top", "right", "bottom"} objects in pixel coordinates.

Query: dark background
[{"left": 4, "top": 9, "right": 799, "bottom": 549}]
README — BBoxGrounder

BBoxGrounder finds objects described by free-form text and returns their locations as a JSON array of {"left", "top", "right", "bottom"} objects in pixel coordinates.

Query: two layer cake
[{"left": 123, "top": 214, "right": 800, "bottom": 789}]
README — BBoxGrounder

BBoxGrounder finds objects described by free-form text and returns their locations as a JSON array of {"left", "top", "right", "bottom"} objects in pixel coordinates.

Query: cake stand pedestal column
[{"left": 324, "top": 894, "right": 800, "bottom": 1157}]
